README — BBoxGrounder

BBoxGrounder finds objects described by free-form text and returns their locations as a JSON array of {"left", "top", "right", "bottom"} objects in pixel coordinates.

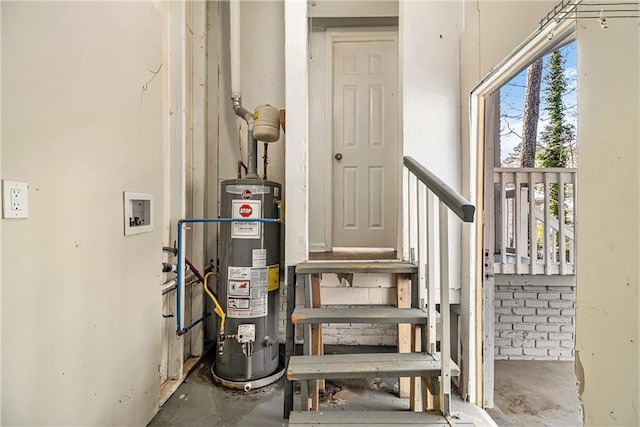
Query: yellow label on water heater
[{"left": 267, "top": 264, "right": 280, "bottom": 291}]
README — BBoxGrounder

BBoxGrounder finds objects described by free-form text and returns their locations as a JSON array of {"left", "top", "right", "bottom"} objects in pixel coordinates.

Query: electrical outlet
[
  {"left": 3, "top": 180, "right": 29, "bottom": 219},
  {"left": 11, "top": 189, "right": 22, "bottom": 210}
]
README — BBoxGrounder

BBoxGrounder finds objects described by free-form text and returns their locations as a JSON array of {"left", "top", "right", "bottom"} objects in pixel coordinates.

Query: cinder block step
[
  {"left": 292, "top": 307, "right": 428, "bottom": 324},
  {"left": 288, "top": 410, "right": 476, "bottom": 426},
  {"left": 296, "top": 261, "right": 417, "bottom": 275},
  {"left": 287, "top": 352, "right": 459, "bottom": 381}
]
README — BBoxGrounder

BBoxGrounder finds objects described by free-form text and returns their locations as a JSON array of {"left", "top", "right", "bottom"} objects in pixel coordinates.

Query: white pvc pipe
[{"left": 230, "top": 0, "right": 242, "bottom": 99}]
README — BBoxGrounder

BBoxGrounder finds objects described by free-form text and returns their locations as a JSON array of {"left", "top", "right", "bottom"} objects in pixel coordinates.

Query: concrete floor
[
  {"left": 493, "top": 360, "right": 581, "bottom": 426},
  {"left": 150, "top": 346, "right": 497, "bottom": 426}
]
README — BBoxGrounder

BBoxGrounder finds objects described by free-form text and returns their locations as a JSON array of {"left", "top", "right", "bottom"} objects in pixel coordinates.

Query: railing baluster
[
  {"left": 438, "top": 201, "right": 451, "bottom": 416},
  {"left": 559, "top": 173, "right": 566, "bottom": 275},
  {"left": 515, "top": 173, "right": 523, "bottom": 274},
  {"left": 570, "top": 171, "right": 577, "bottom": 269},
  {"left": 417, "top": 183, "right": 427, "bottom": 308},
  {"left": 426, "top": 191, "right": 437, "bottom": 355},
  {"left": 403, "top": 168, "right": 410, "bottom": 261},
  {"left": 409, "top": 175, "right": 418, "bottom": 263},
  {"left": 529, "top": 173, "right": 537, "bottom": 275},
  {"left": 500, "top": 172, "right": 508, "bottom": 272},
  {"left": 543, "top": 173, "right": 551, "bottom": 275}
]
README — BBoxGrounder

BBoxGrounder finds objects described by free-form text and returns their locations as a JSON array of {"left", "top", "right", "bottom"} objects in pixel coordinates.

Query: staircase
[
  {"left": 284, "top": 261, "right": 469, "bottom": 426},
  {"left": 283, "top": 157, "right": 477, "bottom": 426}
]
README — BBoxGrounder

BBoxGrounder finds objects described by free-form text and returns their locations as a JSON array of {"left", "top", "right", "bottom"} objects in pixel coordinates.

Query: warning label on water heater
[
  {"left": 227, "top": 266, "right": 268, "bottom": 318},
  {"left": 231, "top": 200, "right": 262, "bottom": 239}
]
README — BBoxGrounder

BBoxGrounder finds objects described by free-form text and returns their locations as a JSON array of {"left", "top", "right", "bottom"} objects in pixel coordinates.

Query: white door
[{"left": 332, "top": 38, "right": 398, "bottom": 248}]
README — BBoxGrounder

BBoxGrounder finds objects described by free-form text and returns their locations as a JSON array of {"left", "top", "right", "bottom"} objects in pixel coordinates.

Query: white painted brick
[
  {"left": 513, "top": 324, "right": 536, "bottom": 331},
  {"left": 554, "top": 286, "right": 575, "bottom": 292},
  {"left": 512, "top": 339, "right": 536, "bottom": 348},
  {"left": 523, "top": 316, "right": 549, "bottom": 323},
  {"left": 560, "top": 325, "right": 574, "bottom": 332},
  {"left": 497, "top": 285, "right": 521, "bottom": 291},
  {"left": 523, "top": 332, "right": 548, "bottom": 340},
  {"left": 561, "top": 309, "right": 575, "bottom": 316},
  {"left": 495, "top": 291, "right": 514, "bottom": 299},
  {"left": 536, "top": 308, "right": 561, "bottom": 315},
  {"left": 561, "top": 292, "right": 575, "bottom": 301},
  {"left": 537, "top": 292, "right": 560, "bottom": 300},
  {"left": 549, "top": 332, "right": 573, "bottom": 340},
  {"left": 549, "top": 300, "right": 573, "bottom": 308},
  {"left": 536, "top": 340, "right": 561, "bottom": 348},
  {"left": 549, "top": 349, "right": 574, "bottom": 358},
  {"left": 500, "top": 348, "right": 524, "bottom": 356},
  {"left": 536, "top": 324, "right": 561, "bottom": 332},
  {"left": 500, "top": 331, "right": 524, "bottom": 339},
  {"left": 525, "top": 286, "right": 549, "bottom": 291},
  {"left": 561, "top": 341, "right": 574, "bottom": 349},
  {"left": 321, "top": 287, "right": 368, "bottom": 305},
  {"left": 351, "top": 273, "right": 395, "bottom": 288},
  {"left": 500, "top": 300, "right": 524, "bottom": 307},
  {"left": 525, "top": 300, "right": 548, "bottom": 308},
  {"left": 495, "top": 339, "right": 512, "bottom": 347},
  {"left": 548, "top": 316, "right": 573, "bottom": 324},
  {"left": 500, "top": 315, "right": 523, "bottom": 323},
  {"left": 524, "top": 348, "right": 548, "bottom": 356},
  {"left": 495, "top": 323, "right": 513, "bottom": 331},
  {"left": 513, "top": 308, "right": 536, "bottom": 315},
  {"left": 495, "top": 307, "right": 514, "bottom": 315},
  {"left": 362, "top": 328, "right": 388, "bottom": 336},
  {"left": 513, "top": 292, "right": 537, "bottom": 299}
]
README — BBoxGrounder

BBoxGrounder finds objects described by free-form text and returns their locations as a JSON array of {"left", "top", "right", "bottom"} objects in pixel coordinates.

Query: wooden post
[
  {"left": 397, "top": 274, "right": 411, "bottom": 398},
  {"left": 409, "top": 325, "right": 422, "bottom": 411}
]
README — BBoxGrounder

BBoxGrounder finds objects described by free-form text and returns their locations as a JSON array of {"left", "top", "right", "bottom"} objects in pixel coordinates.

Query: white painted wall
[
  {"left": 575, "top": 17, "right": 639, "bottom": 426},
  {"left": 400, "top": 1, "right": 463, "bottom": 289},
  {"left": 217, "top": 1, "right": 285, "bottom": 187},
  {"left": 284, "top": 0, "right": 309, "bottom": 265},
  {"left": 1, "top": 2, "right": 163, "bottom": 425}
]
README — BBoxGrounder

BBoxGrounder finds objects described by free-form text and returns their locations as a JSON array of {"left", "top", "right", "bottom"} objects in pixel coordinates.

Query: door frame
[
  {"left": 468, "top": 15, "right": 576, "bottom": 407},
  {"left": 322, "top": 27, "right": 400, "bottom": 252}
]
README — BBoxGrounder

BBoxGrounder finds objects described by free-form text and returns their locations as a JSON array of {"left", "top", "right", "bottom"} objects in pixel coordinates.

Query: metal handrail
[{"left": 403, "top": 156, "right": 475, "bottom": 223}]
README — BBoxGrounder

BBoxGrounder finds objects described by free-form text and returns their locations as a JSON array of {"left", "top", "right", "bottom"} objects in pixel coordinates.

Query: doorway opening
[{"left": 469, "top": 7, "right": 581, "bottom": 422}]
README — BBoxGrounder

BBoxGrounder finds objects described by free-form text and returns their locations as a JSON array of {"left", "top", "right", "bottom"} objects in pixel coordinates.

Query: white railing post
[
  {"left": 426, "top": 191, "right": 437, "bottom": 355},
  {"left": 438, "top": 201, "right": 451, "bottom": 416},
  {"left": 559, "top": 173, "right": 567, "bottom": 274},
  {"left": 528, "top": 173, "right": 537, "bottom": 274}
]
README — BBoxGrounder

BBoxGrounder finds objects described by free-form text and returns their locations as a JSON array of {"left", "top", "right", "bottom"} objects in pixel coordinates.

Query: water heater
[{"left": 214, "top": 178, "right": 282, "bottom": 388}]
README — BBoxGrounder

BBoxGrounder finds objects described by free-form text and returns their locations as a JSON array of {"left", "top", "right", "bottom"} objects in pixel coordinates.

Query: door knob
[{"left": 334, "top": 153, "right": 343, "bottom": 161}]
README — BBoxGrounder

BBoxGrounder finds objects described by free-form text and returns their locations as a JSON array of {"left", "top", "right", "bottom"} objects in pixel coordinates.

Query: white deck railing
[
  {"left": 403, "top": 156, "right": 475, "bottom": 416},
  {"left": 493, "top": 168, "right": 577, "bottom": 275}
]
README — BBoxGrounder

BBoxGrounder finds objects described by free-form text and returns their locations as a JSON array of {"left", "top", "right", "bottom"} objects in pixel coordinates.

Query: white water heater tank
[{"left": 253, "top": 105, "right": 280, "bottom": 143}]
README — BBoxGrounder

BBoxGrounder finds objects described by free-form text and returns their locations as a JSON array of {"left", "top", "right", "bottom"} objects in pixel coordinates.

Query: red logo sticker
[
  {"left": 239, "top": 204, "right": 253, "bottom": 217},
  {"left": 241, "top": 189, "right": 252, "bottom": 200}
]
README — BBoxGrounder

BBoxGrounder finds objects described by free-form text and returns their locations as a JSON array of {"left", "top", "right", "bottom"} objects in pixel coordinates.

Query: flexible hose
[
  {"left": 204, "top": 272, "right": 226, "bottom": 329},
  {"left": 162, "top": 246, "right": 210, "bottom": 294}
]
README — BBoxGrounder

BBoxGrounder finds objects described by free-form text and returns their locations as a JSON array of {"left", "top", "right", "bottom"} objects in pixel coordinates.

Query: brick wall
[{"left": 494, "top": 277, "right": 576, "bottom": 360}]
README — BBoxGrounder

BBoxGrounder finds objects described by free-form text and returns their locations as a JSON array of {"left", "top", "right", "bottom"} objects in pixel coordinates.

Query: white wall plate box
[
  {"left": 124, "top": 192, "right": 154, "bottom": 235},
  {"left": 2, "top": 180, "right": 29, "bottom": 219}
]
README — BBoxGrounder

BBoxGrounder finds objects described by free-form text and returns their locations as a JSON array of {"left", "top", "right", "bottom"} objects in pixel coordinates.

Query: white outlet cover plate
[{"left": 2, "top": 180, "right": 29, "bottom": 219}]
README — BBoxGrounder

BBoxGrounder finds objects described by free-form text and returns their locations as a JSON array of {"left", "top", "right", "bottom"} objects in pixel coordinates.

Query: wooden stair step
[
  {"left": 287, "top": 352, "right": 459, "bottom": 381},
  {"left": 292, "top": 307, "right": 428, "bottom": 324},
  {"left": 296, "top": 261, "right": 417, "bottom": 275},
  {"left": 288, "top": 410, "right": 476, "bottom": 426}
]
